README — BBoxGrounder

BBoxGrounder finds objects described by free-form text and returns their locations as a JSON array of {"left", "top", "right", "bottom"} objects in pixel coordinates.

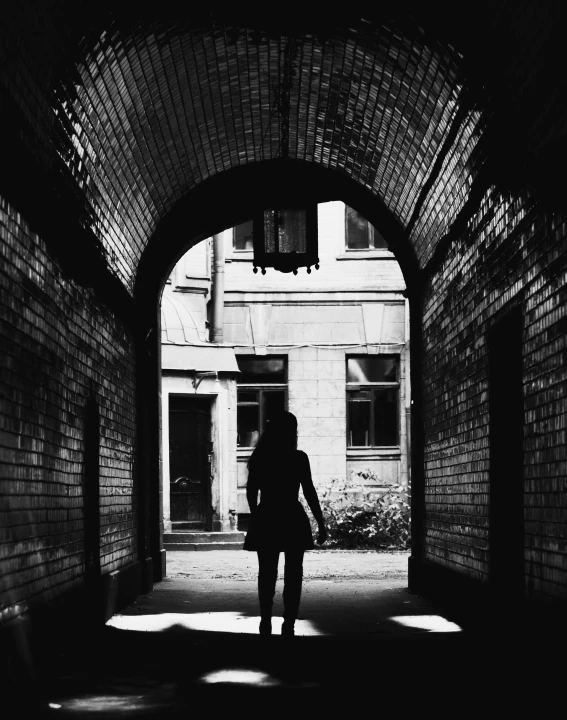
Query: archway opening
[
  {"left": 135, "top": 160, "right": 424, "bottom": 617},
  {"left": 160, "top": 202, "right": 410, "bottom": 549}
]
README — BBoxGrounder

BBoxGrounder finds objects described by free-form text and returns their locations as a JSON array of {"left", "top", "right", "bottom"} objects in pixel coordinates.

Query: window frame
[
  {"left": 346, "top": 355, "right": 400, "bottom": 448},
  {"left": 232, "top": 220, "right": 254, "bottom": 254},
  {"left": 344, "top": 205, "right": 389, "bottom": 252},
  {"left": 236, "top": 355, "right": 288, "bottom": 448}
]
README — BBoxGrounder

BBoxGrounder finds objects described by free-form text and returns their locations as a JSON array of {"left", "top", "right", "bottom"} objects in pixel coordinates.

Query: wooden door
[{"left": 169, "top": 396, "right": 211, "bottom": 530}]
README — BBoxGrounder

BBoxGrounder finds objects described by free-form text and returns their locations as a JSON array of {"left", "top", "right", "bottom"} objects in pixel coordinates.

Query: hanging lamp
[{"left": 253, "top": 205, "right": 319, "bottom": 275}]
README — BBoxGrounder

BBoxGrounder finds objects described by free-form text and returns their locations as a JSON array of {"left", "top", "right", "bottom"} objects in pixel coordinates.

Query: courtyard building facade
[{"left": 161, "top": 201, "right": 410, "bottom": 534}]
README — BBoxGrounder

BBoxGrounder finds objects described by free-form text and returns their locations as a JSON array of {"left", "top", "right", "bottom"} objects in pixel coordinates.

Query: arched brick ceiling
[{"left": 2, "top": 2, "right": 566, "bottom": 293}]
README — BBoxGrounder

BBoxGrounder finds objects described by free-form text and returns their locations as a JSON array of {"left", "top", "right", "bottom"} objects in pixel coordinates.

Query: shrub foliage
[{"left": 303, "top": 470, "right": 410, "bottom": 549}]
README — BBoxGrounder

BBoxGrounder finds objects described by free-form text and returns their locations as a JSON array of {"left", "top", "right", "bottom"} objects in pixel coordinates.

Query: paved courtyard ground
[
  {"left": 122, "top": 549, "right": 423, "bottom": 638},
  {"left": 166, "top": 548, "right": 410, "bottom": 580},
  {"left": 31, "top": 550, "right": 562, "bottom": 718}
]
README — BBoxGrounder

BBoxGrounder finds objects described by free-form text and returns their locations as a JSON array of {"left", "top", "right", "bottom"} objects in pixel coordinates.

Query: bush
[{"left": 302, "top": 470, "right": 410, "bottom": 549}]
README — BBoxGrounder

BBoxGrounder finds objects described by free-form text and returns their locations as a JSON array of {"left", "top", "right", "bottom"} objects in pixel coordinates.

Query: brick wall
[
  {"left": 0, "top": 197, "right": 137, "bottom": 623},
  {"left": 422, "top": 188, "right": 567, "bottom": 600}
]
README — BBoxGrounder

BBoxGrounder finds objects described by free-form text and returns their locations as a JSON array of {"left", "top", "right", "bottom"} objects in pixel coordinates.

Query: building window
[
  {"left": 346, "top": 356, "right": 399, "bottom": 447},
  {"left": 345, "top": 205, "right": 388, "bottom": 250},
  {"left": 233, "top": 220, "right": 254, "bottom": 251},
  {"left": 236, "top": 356, "right": 287, "bottom": 447}
]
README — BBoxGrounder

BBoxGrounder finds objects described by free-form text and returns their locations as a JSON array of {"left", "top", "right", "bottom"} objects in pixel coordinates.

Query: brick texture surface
[
  {"left": 2, "top": 7, "right": 566, "bottom": 616},
  {"left": 0, "top": 198, "right": 137, "bottom": 620},
  {"left": 422, "top": 189, "right": 567, "bottom": 599}
]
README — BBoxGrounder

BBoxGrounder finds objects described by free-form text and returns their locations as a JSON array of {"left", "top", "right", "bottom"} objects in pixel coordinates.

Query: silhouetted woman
[{"left": 244, "top": 411, "right": 327, "bottom": 637}]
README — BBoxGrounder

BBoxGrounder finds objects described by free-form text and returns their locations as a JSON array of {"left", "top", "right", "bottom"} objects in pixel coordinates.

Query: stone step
[
  {"left": 164, "top": 531, "right": 245, "bottom": 544},
  {"left": 164, "top": 541, "right": 245, "bottom": 551},
  {"left": 171, "top": 521, "right": 205, "bottom": 531}
]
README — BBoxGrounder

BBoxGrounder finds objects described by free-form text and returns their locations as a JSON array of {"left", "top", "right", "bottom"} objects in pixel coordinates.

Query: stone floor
[
  {"left": 167, "top": 547, "right": 410, "bottom": 581},
  {"left": 25, "top": 550, "right": 563, "bottom": 718},
  {"left": 116, "top": 550, "right": 419, "bottom": 639}
]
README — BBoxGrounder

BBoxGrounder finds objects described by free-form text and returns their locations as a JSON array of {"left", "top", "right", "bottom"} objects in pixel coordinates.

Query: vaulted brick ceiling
[{"left": 2, "top": 2, "right": 565, "bottom": 293}]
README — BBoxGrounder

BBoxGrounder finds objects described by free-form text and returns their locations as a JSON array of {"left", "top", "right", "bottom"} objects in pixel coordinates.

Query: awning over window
[
  {"left": 161, "top": 293, "right": 206, "bottom": 344},
  {"left": 162, "top": 344, "right": 240, "bottom": 373}
]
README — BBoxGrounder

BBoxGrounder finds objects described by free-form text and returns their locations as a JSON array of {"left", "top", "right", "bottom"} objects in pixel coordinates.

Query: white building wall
[
  {"left": 164, "top": 201, "right": 409, "bottom": 525},
  {"left": 289, "top": 346, "right": 347, "bottom": 486},
  {"left": 224, "top": 201, "right": 405, "bottom": 292}
]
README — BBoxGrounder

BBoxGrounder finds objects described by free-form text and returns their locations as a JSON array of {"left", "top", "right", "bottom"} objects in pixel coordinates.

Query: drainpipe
[{"left": 211, "top": 233, "right": 225, "bottom": 344}]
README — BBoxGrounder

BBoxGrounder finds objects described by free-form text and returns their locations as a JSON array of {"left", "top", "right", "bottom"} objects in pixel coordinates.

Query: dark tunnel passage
[{"left": 1, "top": 0, "right": 567, "bottom": 713}]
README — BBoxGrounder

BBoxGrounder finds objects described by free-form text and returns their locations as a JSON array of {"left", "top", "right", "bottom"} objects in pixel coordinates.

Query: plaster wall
[
  {"left": 235, "top": 340, "right": 409, "bottom": 514},
  {"left": 168, "top": 202, "right": 409, "bottom": 517}
]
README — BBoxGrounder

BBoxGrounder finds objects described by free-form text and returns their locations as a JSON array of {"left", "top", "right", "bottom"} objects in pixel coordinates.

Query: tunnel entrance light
[{"left": 253, "top": 205, "right": 319, "bottom": 275}]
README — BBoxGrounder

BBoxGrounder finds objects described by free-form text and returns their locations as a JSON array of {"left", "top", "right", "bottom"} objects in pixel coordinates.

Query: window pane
[
  {"left": 237, "top": 391, "right": 257, "bottom": 404},
  {"left": 263, "top": 390, "right": 286, "bottom": 426},
  {"left": 237, "top": 392, "right": 259, "bottom": 447},
  {"left": 277, "top": 209, "right": 307, "bottom": 254},
  {"left": 373, "top": 388, "right": 399, "bottom": 445},
  {"left": 234, "top": 220, "right": 253, "bottom": 250},
  {"left": 263, "top": 209, "right": 307, "bottom": 254},
  {"left": 347, "top": 356, "right": 398, "bottom": 383},
  {"left": 263, "top": 210, "right": 277, "bottom": 253},
  {"left": 237, "top": 357, "right": 286, "bottom": 384},
  {"left": 347, "top": 391, "right": 372, "bottom": 446},
  {"left": 370, "top": 225, "right": 389, "bottom": 249},
  {"left": 345, "top": 205, "right": 370, "bottom": 249}
]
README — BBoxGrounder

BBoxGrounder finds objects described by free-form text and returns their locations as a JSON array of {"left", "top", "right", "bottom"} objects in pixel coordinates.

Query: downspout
[
  {"left": 211, "top": 233, "right": 225, "bottom": 343},
  {"left": 210, "top": 233, "right": 226, "bottom": 532}
]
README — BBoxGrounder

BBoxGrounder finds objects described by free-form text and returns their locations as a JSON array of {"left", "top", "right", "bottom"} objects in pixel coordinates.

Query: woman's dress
[{"left": 243, "top": 450, "right": 318, "bottom": 551}]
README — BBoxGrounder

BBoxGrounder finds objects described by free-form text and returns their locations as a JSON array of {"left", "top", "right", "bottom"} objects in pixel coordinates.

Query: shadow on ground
[{"left": 26, "top": 573, "right": 563, "bottom": 718}]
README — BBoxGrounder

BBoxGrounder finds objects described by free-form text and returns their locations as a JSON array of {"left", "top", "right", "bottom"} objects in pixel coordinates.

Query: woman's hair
[{"left": 247, "top": 411, "right": 298, "bottom": 471}]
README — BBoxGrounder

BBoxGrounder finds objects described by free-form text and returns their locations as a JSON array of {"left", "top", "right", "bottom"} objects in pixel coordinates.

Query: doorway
[
  {"left": 168, "top": 395, "right": 212, "bottom": 531},
  {"left": 488, "top": 307, "right": 524, "bottom": 598}
]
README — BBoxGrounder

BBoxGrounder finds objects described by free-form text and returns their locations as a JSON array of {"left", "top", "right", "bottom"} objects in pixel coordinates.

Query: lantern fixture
[{"left": 253, "top": 205, "right": 319, "bottom": 275}]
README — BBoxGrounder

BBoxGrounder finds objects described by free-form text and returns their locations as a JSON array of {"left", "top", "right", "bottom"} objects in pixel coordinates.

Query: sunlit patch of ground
[
  {"left": 390, "top": 615, "right": 462, "bottom": 632},
  {"left": 47, "top": 694, "right": 166, "bottom": 713},
  {"left": 45, "top": 682, "right": 180, "bottom": 715},
  {"left": 199, "top": 668, "right": 281, "bottom": 686},
  {"left": 107, "top": 611, "right": 324, "bottom": 635}
]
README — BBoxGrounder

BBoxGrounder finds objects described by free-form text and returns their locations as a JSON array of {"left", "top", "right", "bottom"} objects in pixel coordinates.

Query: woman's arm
[
  {"left": 299, "top": 453, "right": 327, "bottom": 542},
  {"left": 246, "top": 465, "right": 260, "bottom": 512}
]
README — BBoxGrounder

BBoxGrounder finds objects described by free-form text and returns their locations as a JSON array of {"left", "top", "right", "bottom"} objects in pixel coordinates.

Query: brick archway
[
  {"left": 134, "top": 158, "right": 425, "bottom": 581},
  {"left": 2, "top": 3, "right": 567, "bottom": 634}
]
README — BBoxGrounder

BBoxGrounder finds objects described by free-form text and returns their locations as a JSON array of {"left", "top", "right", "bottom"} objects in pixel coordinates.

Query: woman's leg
[
  {"left": 257, "top": 551, "right": 280, "bottom": 633},
  {"left": 282, "top": 550, "right": 305, "bottom": 635}
]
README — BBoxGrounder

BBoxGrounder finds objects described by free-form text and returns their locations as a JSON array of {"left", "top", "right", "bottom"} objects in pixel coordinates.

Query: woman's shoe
[
  {"left": 281, "top": 620, "right": 295, "bottom": 637},
  {"left": 259, "top": 618, "right": 272, "bottom": 636}
]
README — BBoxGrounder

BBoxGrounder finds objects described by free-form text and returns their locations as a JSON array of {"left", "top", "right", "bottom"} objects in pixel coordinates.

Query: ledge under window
[
  {"left": 231, "top": 251, "right": 254, "bottom": 262},
  {"left": 347, "top": 447, "right": 401, "bottom": 460},
  {"left": 337, "top": 250, "right": 395, "bottom": 260}
]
